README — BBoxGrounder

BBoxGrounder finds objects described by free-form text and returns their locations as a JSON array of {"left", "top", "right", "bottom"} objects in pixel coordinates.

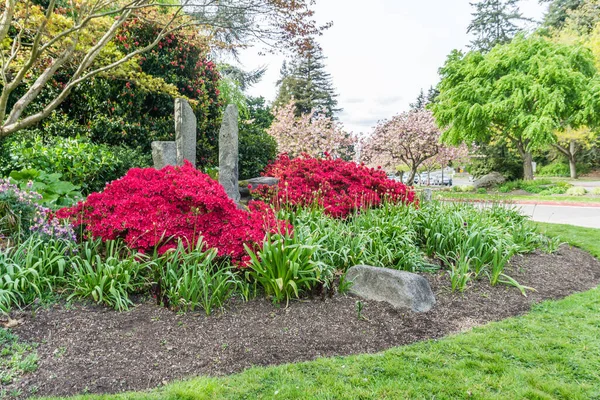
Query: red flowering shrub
[
  {"left": 251, "top": 154, "right": 417, "bottom": 218},
  {"left": 57, "top": 162, "right": 284, "bottom": 265}
]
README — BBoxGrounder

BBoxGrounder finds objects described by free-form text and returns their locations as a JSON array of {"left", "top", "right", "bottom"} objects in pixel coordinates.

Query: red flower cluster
[
  {"left": 57, "top": 163, "right": 284, "bottom": 265},
  {"left": 251, "top": 154, "right": 418, "bottom": 218}
]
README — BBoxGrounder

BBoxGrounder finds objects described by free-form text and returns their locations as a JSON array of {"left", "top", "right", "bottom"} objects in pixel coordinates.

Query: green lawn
[
  {"left": 436, "top": 191, "right": 600, "bottom": 204},
  {"left": 39, "top": 224, "right": 600, "bottom": 400},
  {"left": 536, "top": 222, "right": 600, "bottom": 258}
]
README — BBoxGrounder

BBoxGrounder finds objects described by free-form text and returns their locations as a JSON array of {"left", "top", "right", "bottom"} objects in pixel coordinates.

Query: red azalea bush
[
  {"left": 57, "top": 162, "right": 284, "bottom": 265},
  {"left": 251, "top": 154, "right": 417, "bottom": 218}
]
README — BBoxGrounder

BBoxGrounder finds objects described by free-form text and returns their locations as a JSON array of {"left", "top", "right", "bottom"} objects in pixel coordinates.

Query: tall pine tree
[
  {"left": 410, "top": 86, "right": 440, "bottom": 110},
  {"left": 467, "top": 0, "right": 530, "bottom": 52},
  {"left": 541, "top": 0, "right": 585, "bottom": 29},
  {"left": 274, "top": 42, "right": 340, "bottom": 118}
]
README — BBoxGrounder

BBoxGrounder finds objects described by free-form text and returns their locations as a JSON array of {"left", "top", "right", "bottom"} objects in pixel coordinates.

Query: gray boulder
[
  {"left": 239, "top": 177, "right": 279, "bottom": 198},
  {"left": 345, "top": 265, "right": 435, "bottom": 312},
  {"left": 473, "top": 172, "right": 506, "bottom": 189}
]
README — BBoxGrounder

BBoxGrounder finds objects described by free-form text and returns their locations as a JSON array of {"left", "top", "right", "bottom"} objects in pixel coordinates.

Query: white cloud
[{"left": 239, "top": 0, "right": 547, "bottom": 135}]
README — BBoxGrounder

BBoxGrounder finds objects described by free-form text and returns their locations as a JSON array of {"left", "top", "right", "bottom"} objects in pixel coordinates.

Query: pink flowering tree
[
  {"left": 268, "top": 102, "right": 356, "bottom": 158},
  {"left": 420, "top": 143, "right": 469, "bottom": 184},
  {"left": 362, "top": 109, "right": 444, "bottom": 184}
]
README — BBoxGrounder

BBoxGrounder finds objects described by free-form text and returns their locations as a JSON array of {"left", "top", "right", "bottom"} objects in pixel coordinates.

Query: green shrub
[
  {"left": 238, "top": 125, "right": 278, "bottom": 179},
  {"left": 238, "top": 97, "right": 277, "bottom": 179},
  {"left": 477, "top": 188, "right": 487, "bottom": 194},
  {"left": 565, "top": 187, "right": 587, "bottom": 196},
  {"left": 591, "top": 187, "right": 600, "bottom": 195},
  {"left": 498, "top": 179, "right": 555, "bottom": 194},
  {"left": 1, "top": 135, "right": 150, "bottom": 194},
  {"left": 465, "top": 142, "right": 523, "bottom": 180},
  {"left": 244, "top": 230, "right": 334, "bottom": 305},
  {"left": 152, "top": 239, "right": 247, "bottom": 315},
  {"left": 537, "top": 160, "right": 591, "bottom": 177}
]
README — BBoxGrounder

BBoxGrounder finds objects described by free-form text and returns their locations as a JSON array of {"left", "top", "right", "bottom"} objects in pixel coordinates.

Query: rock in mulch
[{"left": 346, "top": 265, "right": 435, "bottom": 312}]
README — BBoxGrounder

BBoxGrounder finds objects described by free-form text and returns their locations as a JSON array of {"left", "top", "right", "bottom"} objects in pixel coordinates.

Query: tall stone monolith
[
  {"left": 175, "top": 98, "right": 196, "bottom": 167},
  {"left": 218, "top": 104, "right": 240, "bottom": 203}
]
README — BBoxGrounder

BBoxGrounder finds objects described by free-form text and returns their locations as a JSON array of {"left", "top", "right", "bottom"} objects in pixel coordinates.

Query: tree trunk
[
  {"left": 514, "top": 139, "right": 534, "bottom": 180},
  {"left": 522, "top": 151, "right": 534, "bottom": 180},
  {"left": 407, "top": 168, "right": 418, "bottom": 186},
  {"left": 552, "top": 140, "right": 578, "bottom": 179},
  {"left": 569, "top": 140, "right": 577, "bottom": 179},
  {"left": 569, "top": 156, "right": 577, "bottom": 179}
]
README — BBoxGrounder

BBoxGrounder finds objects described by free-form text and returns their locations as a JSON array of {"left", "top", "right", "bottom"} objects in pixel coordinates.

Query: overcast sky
[{"left": 236, "top": 0, "right": 548, "bottom": 135}]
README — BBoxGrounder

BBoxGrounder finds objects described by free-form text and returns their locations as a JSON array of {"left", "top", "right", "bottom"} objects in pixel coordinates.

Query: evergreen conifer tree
[
  {"left": 467, "top": 0, "right": 530, "bottom": 52},
  {"left": 274, "top": 43, "right": 340, "bottom": 117}
]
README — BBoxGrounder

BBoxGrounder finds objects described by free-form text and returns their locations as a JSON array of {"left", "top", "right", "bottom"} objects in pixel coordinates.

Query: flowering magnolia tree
[
  {"left": 361, "top": 109, "right": 444, "bottom": 183},
  {"left": 268, "top": 102, "right": 356, "bottom": 158}
]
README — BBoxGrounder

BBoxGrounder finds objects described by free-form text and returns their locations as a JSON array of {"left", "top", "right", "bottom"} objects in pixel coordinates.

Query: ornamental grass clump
[
  {"left": 67, "top": 239, "right": 149, "bottom": 311},
  {"left": 57, "top": 162, "right": 286, "bottom": 265},
  {"left": 0, "top": 235, "right": 74, "bottom": 312},
  {"left": 244, "top": 230, "right": 334, "bottom": 305},
  {"left": 151, "top": 239, "right": 248, "bottom": 315},
  {"left": 251, "top": 154, "right": 418, "bottom": 218}
]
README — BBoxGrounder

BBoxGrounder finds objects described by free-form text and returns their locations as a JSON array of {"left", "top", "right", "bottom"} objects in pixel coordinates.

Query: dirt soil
[{"left": 5, "top": 245, "right": 600, "bottom": 398}]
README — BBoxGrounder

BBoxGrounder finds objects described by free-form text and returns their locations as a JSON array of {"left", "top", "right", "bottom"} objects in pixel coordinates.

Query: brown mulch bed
[{"left": 5, "top": 245, "right": 600, "bottom": 398}]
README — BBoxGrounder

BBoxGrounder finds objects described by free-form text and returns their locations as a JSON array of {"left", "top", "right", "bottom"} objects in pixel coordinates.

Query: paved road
[{"left": 518, "top": 204, "right": 600, "bottom": 229}]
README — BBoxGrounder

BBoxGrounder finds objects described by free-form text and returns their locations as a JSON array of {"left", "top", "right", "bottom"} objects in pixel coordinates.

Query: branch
[
  {"left": 552, "top": 143, "right": 571, "bottom": 158},
  {"left": 0, "top": 0, "right": 15, "bottom": 44},
  {"left": 1, "top": 11, "right": 188, "bottom": 136}
]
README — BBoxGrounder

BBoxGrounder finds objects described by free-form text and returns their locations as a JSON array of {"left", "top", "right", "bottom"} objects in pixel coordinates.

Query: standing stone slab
[
  {"left": 151, "top": 141, "right": 177, "bottom": 169},
  {"left": 175, "top": 98, "right": 197, "bottom": 167},
  {"left": 346, "top": 265, "right": 436, "bottom": 312},
  {"left": 219, "top": 104, "right": 240, "bottom": 203}
]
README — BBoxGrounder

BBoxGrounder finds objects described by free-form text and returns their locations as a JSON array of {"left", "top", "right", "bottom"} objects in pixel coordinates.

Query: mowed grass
[
  {"left": 435, "top": 191, "right": 600, "bottom": 204},
  {"left": 43, "top": 224, "right": 600, "bottom": 400},
  {"left": 536, "top": 222, "right": 600, "bottom": 258}
]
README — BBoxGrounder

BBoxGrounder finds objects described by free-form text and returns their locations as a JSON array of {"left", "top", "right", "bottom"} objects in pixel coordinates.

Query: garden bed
[{"left": 7, "top": 245, "right": 600, "bottom": 398}]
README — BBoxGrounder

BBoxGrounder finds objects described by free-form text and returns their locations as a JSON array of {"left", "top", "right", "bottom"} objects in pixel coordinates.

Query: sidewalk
[{"left": 517, "top": 204, "right": 600, "bottom": 229}]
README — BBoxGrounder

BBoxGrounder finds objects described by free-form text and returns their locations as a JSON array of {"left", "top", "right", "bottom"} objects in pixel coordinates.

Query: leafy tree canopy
[
  {"left": 432, "top": 34, "right": 600, "bottom": 179},
  {"left": 0, "top": 0, "right": 328, "bottom": 138}
]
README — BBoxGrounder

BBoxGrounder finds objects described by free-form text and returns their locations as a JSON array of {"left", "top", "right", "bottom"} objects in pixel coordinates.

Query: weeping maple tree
[{"left": 432, "top": 34, "right": 600, "bottom": 180}]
